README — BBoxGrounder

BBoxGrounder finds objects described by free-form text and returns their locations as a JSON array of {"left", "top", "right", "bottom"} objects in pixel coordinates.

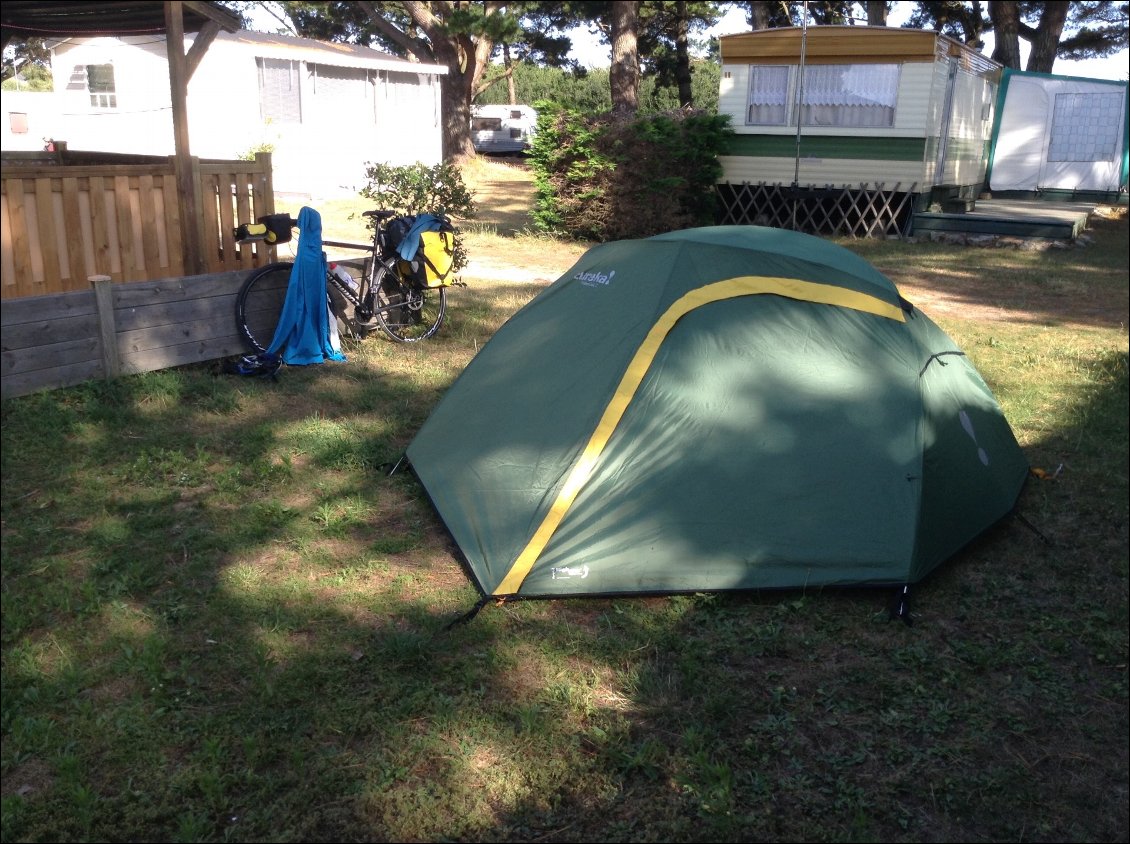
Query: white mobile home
[
  {"left": 471, "top": 104, "right": 537, "bottom": 154},
  {"left": 717, "top": 26, "right": 1002, "bottom": 223},
  {"left": 987, "top": 69, "right": 1128, "bottom": 202},
  {"left": 41, "top": 30, "right": 447, "bottom": 198}
]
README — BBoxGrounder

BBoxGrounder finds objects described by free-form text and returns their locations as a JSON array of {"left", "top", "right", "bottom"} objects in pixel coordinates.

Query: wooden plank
[
  {"left": 110, "top": 270, "right": 247, "bottom": 308},
  {"left": 61, "top": 177, "right": 88, "bottom": 284},
  {"left": 200, "top": 172, "right": 221, "bottom": 273},
  {"left": 234, "top": 172, "right": 254, "bottom": 270},
  {"left": 163, "top": 173, "right": 186, "bottom": 277},
  {"left": 1, "top": 359, "right": 106, "bottom": 401},
  {"left": 114, "top": 176, "right": 138, "bottom": 281},
  {"left": 114, "top": 293, "right": 237, "bottom": 336},
  {"left": 7, "top": 180, "right": 36, "bottom": 298},
  {"left": 87, "top": 176, "right": 114, "bottom": 281},
  {"left": 35, "top": 178, "right": 62, "bottom": 294},
  {"left": 117, "top": 306, "right": 242, "bottom": 355},
  {"left": 250, "top": 155, "right": 274, "bottom": 265},
  {"left": 1, "top": 311, "right": 99, "bottom": 353},
  {"left": 91, "top": 276, "right": 121, "bottom": 378},
  {"left": 0, "top": 189, "right": 15, "bottom": 297},
  {"left": 118, "top": 335, "right": 249, "bottom": 375},
  {"left": 0, "top": 164, "right": 170, "bottom": 180},
  {"left": 137, "top": 174, "right": 162, "bottom": 278},
  {"left": 911, "top": 213, "right": 1075, "bottom": 238},
  {"left": 1, "top": 287, "right": 97, "bottom": 325},
  {"left": 2, "top": 335, "right": 101, "bottom": 377},
  {"left": 217, "top": 170, "right": 237, "bottom": 272}
]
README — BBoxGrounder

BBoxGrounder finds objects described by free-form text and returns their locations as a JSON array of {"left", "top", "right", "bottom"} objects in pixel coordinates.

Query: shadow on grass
[{"left": 1, "top": 259, "right": 1127, "bottom": 843}]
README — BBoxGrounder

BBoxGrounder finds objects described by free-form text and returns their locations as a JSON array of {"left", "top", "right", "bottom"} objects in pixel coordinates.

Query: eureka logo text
[{"left": 575, "top": 269, "right": 616, "bottom": 287}]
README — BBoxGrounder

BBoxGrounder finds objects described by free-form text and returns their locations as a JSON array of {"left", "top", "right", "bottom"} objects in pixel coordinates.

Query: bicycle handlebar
[{"left": 233, "top": 213, "right": 298, "bottom": 244}]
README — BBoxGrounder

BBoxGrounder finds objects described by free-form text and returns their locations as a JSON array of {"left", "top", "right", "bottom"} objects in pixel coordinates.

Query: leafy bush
[
  {"left": 529, "top": 103, "right": 732, "bottom": 241},
  {"left": 359, "top": 161, "right": 476, "bottom": 272}
]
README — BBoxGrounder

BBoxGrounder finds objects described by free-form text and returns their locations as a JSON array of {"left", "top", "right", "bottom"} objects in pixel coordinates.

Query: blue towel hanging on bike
[
  {"left": 397, "top": 213, "right": 447, "bottom": 262},
  {"left": 266, "top": 206, "right": 347, "bottom": 366}
]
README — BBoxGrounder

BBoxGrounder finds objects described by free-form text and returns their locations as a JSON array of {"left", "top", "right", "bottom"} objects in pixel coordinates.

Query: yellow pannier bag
[{"left": 401, "top": 229, "right": 456, "bottom": 288}]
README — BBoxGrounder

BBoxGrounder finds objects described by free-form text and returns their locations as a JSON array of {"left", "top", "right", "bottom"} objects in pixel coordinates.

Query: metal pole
[{"left": 792, "top": 1, "right": 809, "bottom": 230}]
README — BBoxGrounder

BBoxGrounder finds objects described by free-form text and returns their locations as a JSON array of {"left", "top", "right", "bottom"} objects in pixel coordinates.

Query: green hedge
[{"left": 529, "top": 102, "right": 733, "bottom": 242}]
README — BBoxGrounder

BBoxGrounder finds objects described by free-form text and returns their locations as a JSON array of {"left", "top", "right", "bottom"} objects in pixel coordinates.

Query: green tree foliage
[
  {"left": 908, "top": 1, "right": 1128, "bottom": 70},
  {"left": 1, "top": 37, "right": 51, "bottom": 86},
  {"left": 0, "top": 61, "right": 53, "bottom": 91},
  {"left": 474, "top": 60, "right": 719, "bottom": 114},
  {"left": 905, "top": 1, "right": 990, "bottom": 47},
  {"left": 529, "top": 101, "right": 733, "bottom": 241},
  {"left": 1056, "top": 1, "right": 1129, "bottom": 61}
]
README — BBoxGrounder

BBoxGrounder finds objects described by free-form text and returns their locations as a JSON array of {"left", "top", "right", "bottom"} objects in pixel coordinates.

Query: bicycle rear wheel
[
  {"left": 236, "top": 262, "right": 293, "bottom": 353},
  {"left": 370, "top": 262, "right": 446, "bottom": 343}
]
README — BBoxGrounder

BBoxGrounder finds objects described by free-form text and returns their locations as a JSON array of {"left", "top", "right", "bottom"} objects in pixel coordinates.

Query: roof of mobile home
[
  {"left": 720, "top": 25, "right": 998, "bottom": 70},
  {"left": 206, "top": 29, "right": 448, "bottom": 75}
]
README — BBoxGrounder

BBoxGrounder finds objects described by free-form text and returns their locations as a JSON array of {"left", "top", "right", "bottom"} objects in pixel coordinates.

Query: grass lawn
[{"left": 2, "top": 159, "right": 1127, "bottom": 842}]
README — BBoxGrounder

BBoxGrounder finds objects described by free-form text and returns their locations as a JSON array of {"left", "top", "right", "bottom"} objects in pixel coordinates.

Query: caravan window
[
  {"left": 800, "top": 64, "right": 899, "bottom": 128},
  {"left": 745, "top": 63, "right": 900, "bottom": 128},
  {"left": 1048, "top": 92, "right": 1123, "bottom": 162},
  {"left": 747, "top": 66, "right": 790, "bottom": 125},
  {"left": 473, "top": 117, "right": 504, "bottom": 131}
]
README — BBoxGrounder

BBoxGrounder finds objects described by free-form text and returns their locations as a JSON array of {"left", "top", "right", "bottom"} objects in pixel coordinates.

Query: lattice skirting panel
[{"left": 716, "top": 182, "right": 919, "bottom": 238}]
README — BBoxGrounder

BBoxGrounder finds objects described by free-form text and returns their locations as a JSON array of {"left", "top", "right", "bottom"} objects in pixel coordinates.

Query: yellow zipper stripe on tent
[{"left": 492, "top": 275, "right": 906, "bottom": 596}]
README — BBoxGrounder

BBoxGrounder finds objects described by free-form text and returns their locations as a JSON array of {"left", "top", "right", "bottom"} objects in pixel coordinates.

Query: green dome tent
[{"left": 406, "top": 226, "right": 1029, "bottom": 604}]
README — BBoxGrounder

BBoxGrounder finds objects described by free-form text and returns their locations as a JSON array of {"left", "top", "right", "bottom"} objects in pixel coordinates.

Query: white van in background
[{"left": 471, "top": 104, "right": 537, "bottom": 155}]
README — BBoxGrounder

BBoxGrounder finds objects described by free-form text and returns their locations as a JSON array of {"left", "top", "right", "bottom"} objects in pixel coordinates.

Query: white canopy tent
[{"left": 988, "top": 69, "right": 1129, "bottom": 197}]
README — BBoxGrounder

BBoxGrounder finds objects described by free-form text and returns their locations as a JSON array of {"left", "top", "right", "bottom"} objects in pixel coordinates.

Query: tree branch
[{"left": 357, "top": 0, "right": 431, "bottom": 59}]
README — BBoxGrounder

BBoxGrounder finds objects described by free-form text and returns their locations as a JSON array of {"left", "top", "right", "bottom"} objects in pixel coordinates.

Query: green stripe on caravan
[
  {"left": 725, "top": 134, "right": 926, "bottom": 160},
  {"left": 405, "top": 226, "right": 1028, "bottom": 606}
]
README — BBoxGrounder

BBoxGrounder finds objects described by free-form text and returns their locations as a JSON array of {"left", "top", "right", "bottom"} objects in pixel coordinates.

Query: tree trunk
[
  {"left": 610, "top": 0, "right": 640, "bottom": 117},
  {"left": 675, "top": 0, "right": 693, "bottom": 108},
  {"left": 748, "top": 1, "right": 772, "bottom": 30},
  {"left": 503, "top": 42, "right": 517, "bottom": 104},
  {"left": 400, "top": 1, "right": 493, "bottom": 163},
  {"left": 1026, "top": 1, "right": 1069, "bottom": 73},
  {"left": 866, "top": 2, "right": 888, "bottom": 26},
  {"left": 989, "top": 1, "right": 1022, "bottom": 69},
  {"left": 429, "top": 37, "right": 476, "bottom": 161}
]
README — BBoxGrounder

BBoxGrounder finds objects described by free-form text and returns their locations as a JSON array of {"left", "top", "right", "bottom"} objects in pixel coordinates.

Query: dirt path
[{"left": 460, "top": 159, "right": 1128, "bottom": 328}]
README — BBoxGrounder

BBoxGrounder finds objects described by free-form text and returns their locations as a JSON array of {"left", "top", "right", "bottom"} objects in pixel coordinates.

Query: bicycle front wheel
[
  {"left": 370, "top": 263, "right": 446, "bottom": 343},
  {"left": 236, "top": 261, "right": 294, "bottom": 354}
]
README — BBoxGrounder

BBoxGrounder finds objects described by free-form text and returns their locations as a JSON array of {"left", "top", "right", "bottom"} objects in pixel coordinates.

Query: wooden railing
[{"left": 1, "top": 148, "right": 277, "bottom": 301}]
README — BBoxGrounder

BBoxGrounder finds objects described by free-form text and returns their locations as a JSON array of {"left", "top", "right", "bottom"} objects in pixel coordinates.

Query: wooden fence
[
  {"left": 2, "top": 271, "right": 250, "bottom": 399},
  {"left": 2, "top": 253, "right": 370, "bottom": 401},
  {"left": 1, "top": 147, "right": 278, "bottom": 301}
]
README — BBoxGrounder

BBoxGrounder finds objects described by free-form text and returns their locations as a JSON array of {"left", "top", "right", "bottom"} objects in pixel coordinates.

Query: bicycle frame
[{"left": 233, "top": 209, "right": 450, "bottom": 348}]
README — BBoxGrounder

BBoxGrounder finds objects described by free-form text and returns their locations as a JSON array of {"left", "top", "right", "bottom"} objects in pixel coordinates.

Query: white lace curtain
[
  {"left": 799, "top": 64, "right": 899, "bottom": 128},
  {"left": 747, "top": 63, "right": 899, "bottom": 128},
  {"left": 747, "top": 65, "right": 790, "bottom": 125}
]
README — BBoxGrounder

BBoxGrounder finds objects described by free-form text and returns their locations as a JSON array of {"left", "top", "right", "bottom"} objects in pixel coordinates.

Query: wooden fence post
[{"left": 90, "top": 275, "right": 120, "bottom": 379}]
